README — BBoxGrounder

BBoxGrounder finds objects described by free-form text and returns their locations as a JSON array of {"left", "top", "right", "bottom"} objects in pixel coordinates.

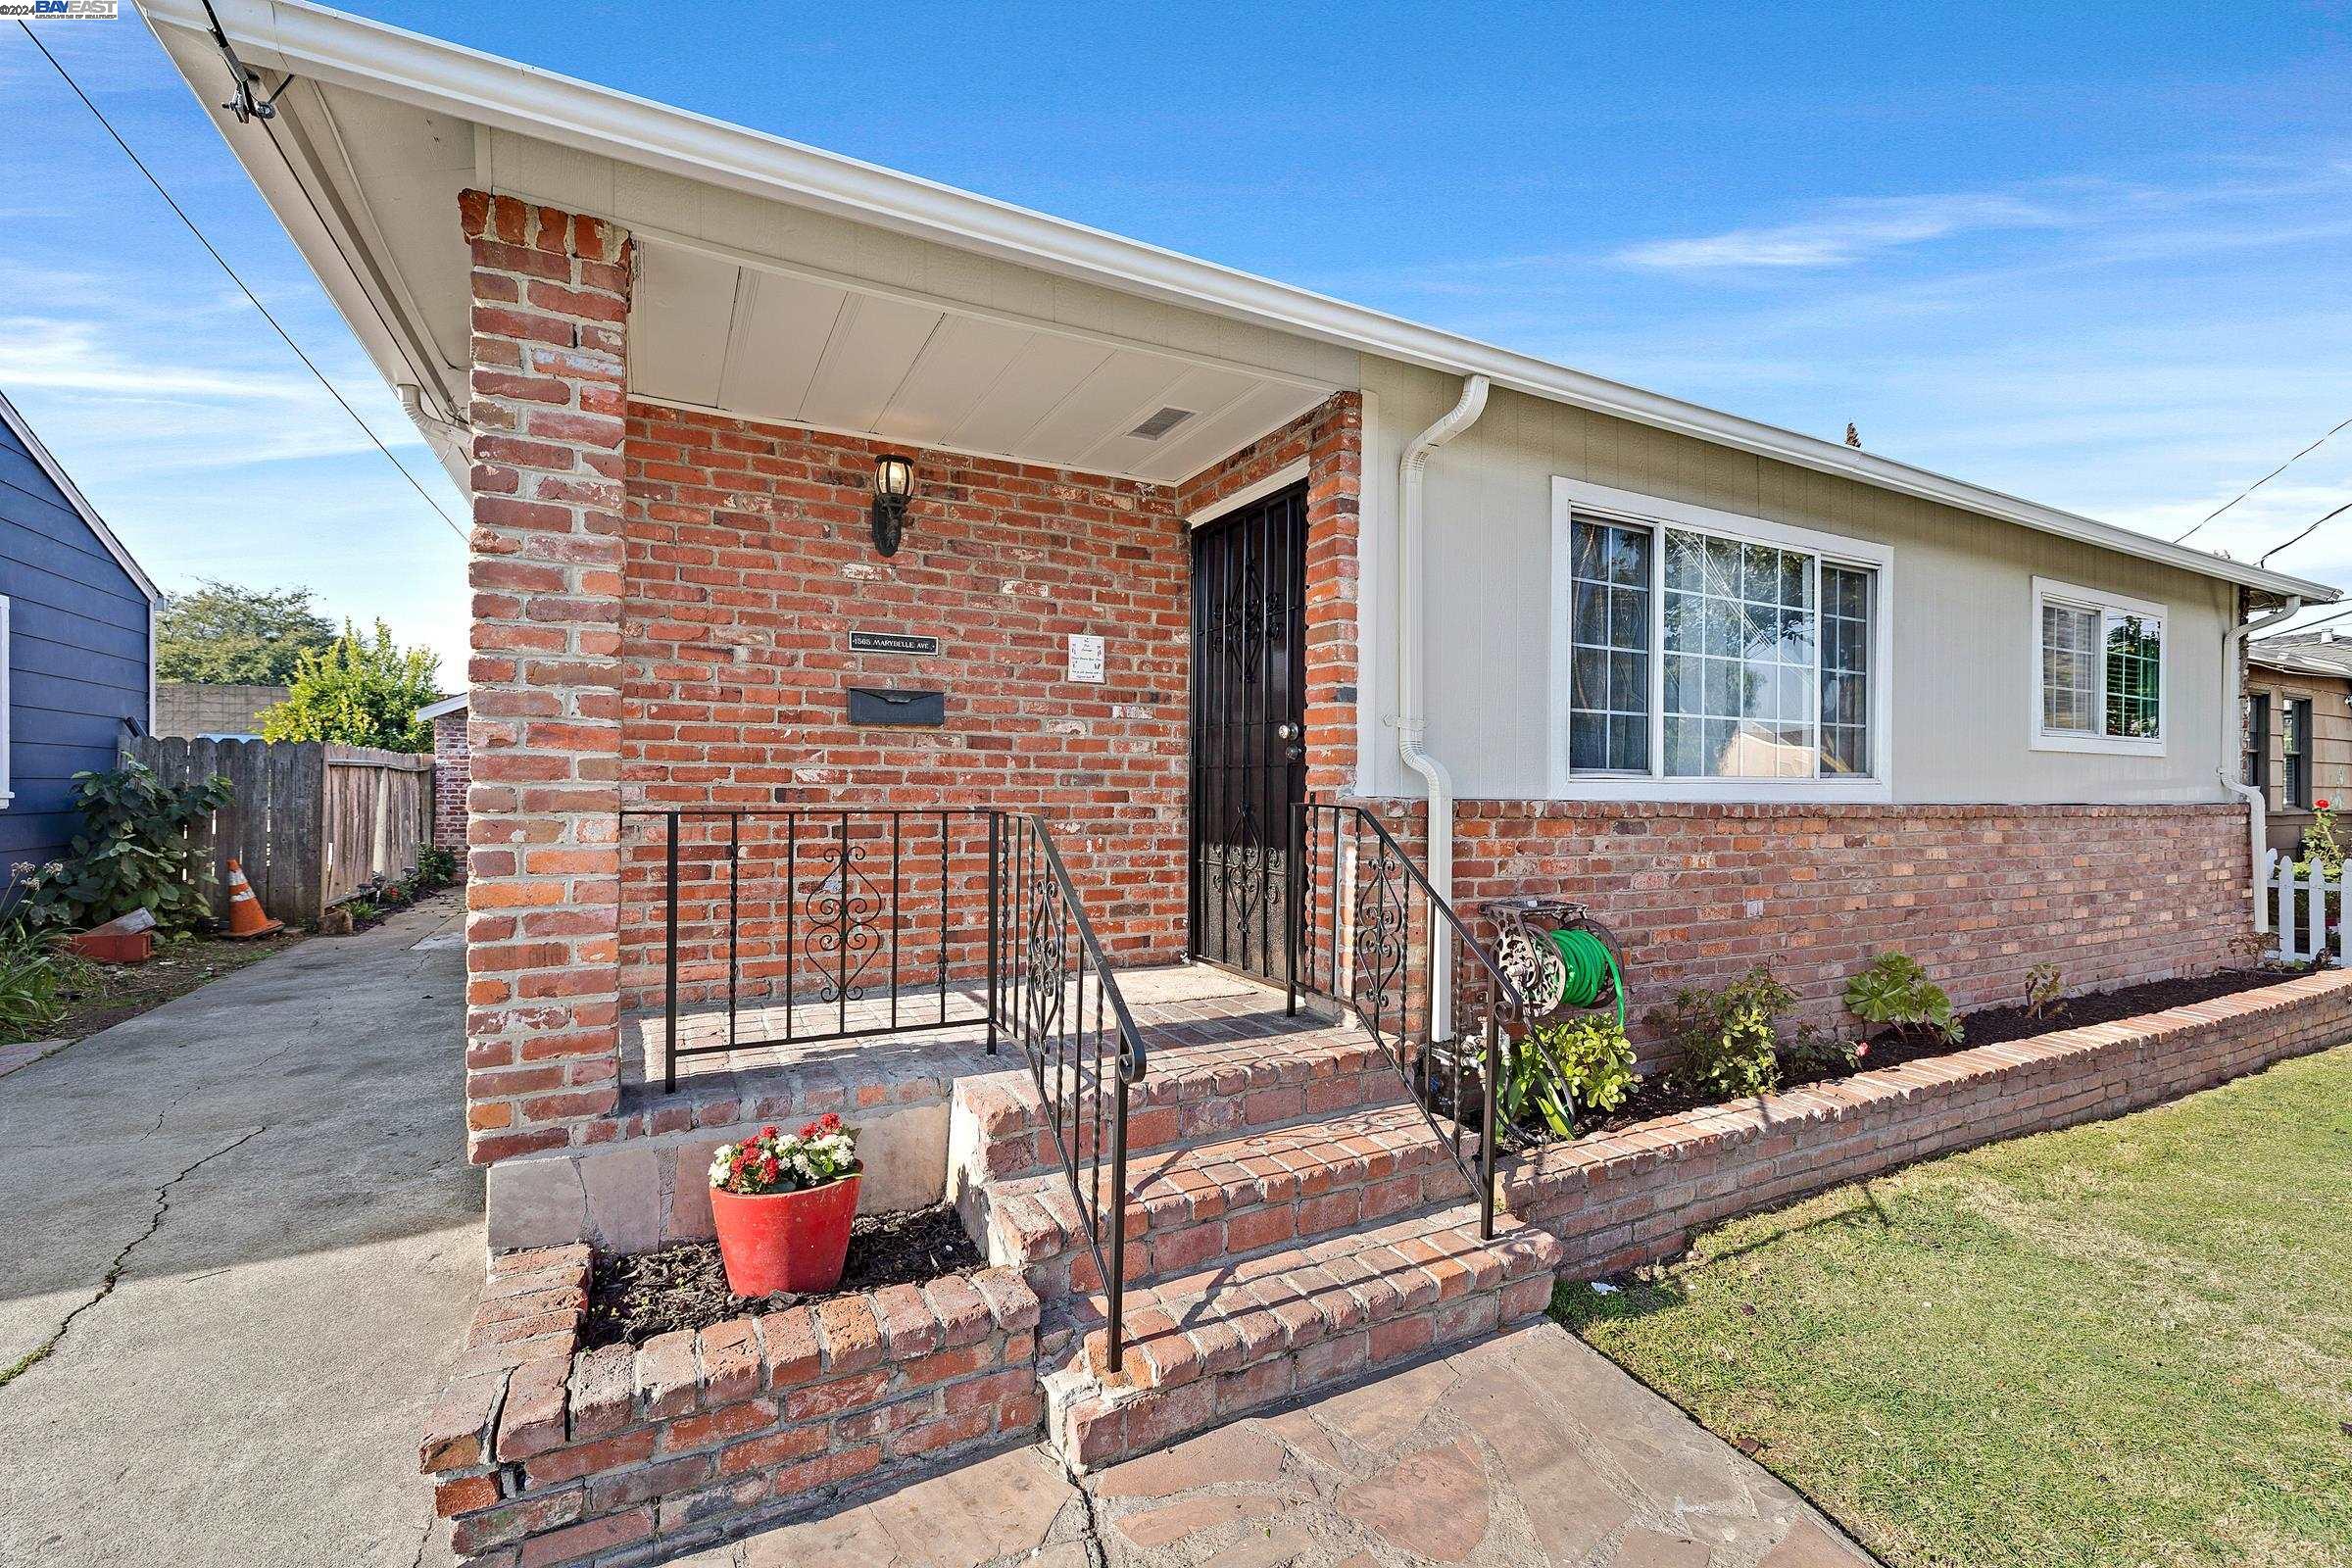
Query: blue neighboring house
[{"left": 0, "top": 389, "right": 159, "bottom": 881}]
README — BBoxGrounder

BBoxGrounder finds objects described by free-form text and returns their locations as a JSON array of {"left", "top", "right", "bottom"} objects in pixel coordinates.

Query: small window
[
  {"left": 2244, "top": 692, "right": 2272, "bottom": 801},
  {"left": 2032, "top": 579, "right": 2164, "bottom": 754},
  {"left": 2285, "top": 698, "right": 2313, "bottom": 810}
]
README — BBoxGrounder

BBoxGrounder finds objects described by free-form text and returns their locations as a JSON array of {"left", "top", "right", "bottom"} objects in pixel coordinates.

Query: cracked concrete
[
  {"left": 667, "top": 1323, "right": 1873, "bottom": 1568},
  {"left": 0, "top": 898, "right": 479, "bottom": 1566}
]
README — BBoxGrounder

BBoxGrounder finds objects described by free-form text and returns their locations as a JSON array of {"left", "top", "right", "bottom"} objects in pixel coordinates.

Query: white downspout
[
  {"left": 2224, "top": 594, "right": 2299, "bottom": 932},
  {"left": 1397, "top": 373, "right": 1490, "bottom": 1038}
]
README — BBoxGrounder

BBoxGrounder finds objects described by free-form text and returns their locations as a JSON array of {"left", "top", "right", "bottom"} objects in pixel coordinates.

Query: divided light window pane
[
  {"left": 1820, "top": 564, "right": 1872, "bottom": 775},
  {"left": 1566, "top": 519, "right": 1651, "bottom": 773},
  {"left": 2040, "top": 603, "right": 2099, "bottom": 734},
  {"left": 2103, "top": 612, "right": 2160, "bottom": 739},
  {"left": 1661, "top": 530, "right": 1815, "bottom": 778}
]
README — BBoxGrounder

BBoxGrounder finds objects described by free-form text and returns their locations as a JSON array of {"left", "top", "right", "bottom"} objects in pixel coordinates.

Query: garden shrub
[
  {"left": 1844, "top": 950, "right": 1963, "bottom": 1043},
  {"left": 414, "top": 846, "right": 459, "bottom": 889},
  {"left": 2022, "top": 961, "right": 2067, "bottom": 1023},
  {"left": 1778, "top": 1021, "right": 1861, "bottom": 1079},
  {"left": 15, "top": 762, "right": 234, "bottom": 935},
  {"left": 1647, "top": 965, "right": 1793, "bottom": 1101},
  {"left": 1500, "top": 1013, "right": 1637, "bottom": 1135},
  {"left": 0, "top": 926, "right": 91, "bottom": 1045}
]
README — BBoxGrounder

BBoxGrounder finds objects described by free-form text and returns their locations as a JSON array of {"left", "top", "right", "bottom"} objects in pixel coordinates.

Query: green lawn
[{"left": 1554, "top": 1046, "right": 2352, "bottom": 1568}]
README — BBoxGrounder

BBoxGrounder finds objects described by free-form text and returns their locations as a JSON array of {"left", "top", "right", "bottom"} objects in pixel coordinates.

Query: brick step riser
[
  {"left": 1044, "top": 1270, "right": 1556, "bottom": 1470},
  {"left": 956, "top": 1063, "right": 1419, "bottom": 1186},
  {"left": 980, "top": 1164, "right": 1480, "bottom": 1304}
]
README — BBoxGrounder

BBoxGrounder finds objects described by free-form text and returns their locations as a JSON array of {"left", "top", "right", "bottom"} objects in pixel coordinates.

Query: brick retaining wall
[
  {"left": 1503, "top": 966, "right": 2352, "bottom": 1279},
  {"left": 1448, "top": 799, "right": 2252, "bottom": 1058},
  {"left": 422, "top": 1247, "right": 1041, "bottom": 1568}
]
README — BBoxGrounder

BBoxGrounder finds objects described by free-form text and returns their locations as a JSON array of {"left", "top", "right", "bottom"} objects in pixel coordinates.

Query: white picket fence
[{"left": 2262, "top": 850, "right": 2347, "bottom": 964}]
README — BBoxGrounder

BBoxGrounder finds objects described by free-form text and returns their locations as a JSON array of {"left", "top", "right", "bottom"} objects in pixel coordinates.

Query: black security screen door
[{"left": 1189, "top": 483, "right": 1307, "bottom": 981}]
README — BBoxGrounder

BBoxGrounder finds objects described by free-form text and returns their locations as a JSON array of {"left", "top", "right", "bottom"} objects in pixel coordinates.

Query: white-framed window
[
  {"left": 1548, "top": 477, "right": 1894, "bottom": 802},
  {"left": 2029, "top": 577, "right": 2165, "bottom": 756}
]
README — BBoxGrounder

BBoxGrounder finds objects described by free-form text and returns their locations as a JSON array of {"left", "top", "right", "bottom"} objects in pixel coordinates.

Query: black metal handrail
[
  {"left": 626, "top": 805, "right": 1147, "bottom": 1373},
  {"left": 622, "top": 808, "right": 1004, "bottom": 1091},
  {"left": 990, "top": 812, "right": 1147, "bottom": 1375},
  {"left": 1288, "top": 802, "right": 1523, "bottom": 1238}
]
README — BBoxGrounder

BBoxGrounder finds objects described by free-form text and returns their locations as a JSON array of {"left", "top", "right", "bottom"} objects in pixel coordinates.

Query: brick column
[
  {"left": 1300, "top": 391, "right": 1363, "bottom": 801},
  {"left": 459, "top": 190, "right": 631, "bottom": 1164}
]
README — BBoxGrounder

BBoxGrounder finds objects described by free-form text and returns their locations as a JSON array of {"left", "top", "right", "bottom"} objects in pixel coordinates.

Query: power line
[
  {"left": 2176, "top": 413, "right": 2352, "bottom": 545},
  {"left": 2257, "top": 500, "right": 2352, "bottom": 568},
  {"left": 15, "top": 23, "right": 466, "bottom": 543}
]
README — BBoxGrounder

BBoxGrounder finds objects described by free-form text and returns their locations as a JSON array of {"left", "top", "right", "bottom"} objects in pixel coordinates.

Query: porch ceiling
[{"left": 629, "top": 235, "right": 1336, "bottom": 483}]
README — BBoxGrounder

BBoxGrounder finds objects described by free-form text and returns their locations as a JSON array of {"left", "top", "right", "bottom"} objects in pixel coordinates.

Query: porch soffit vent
[{"left": 1128, "top": 406, "right": 1197, "bottom": 441}]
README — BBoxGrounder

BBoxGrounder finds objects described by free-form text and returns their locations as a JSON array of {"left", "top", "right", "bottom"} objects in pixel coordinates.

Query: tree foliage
[
  {"left": 259, "top": 620, "right": 442, "bottom": 754},
  {"left": 155, "top": 579, "right": 336, "bottom": 685}
]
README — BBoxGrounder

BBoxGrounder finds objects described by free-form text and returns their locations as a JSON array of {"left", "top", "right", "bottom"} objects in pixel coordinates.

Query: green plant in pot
[{"left": 706, "top": 1115, "right": 861, "bottom": 1296}]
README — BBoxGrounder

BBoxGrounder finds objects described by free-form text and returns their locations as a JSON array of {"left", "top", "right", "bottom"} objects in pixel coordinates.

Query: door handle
[{"left": 1275, "top": 722, "right": 1298, "bottom": 740}]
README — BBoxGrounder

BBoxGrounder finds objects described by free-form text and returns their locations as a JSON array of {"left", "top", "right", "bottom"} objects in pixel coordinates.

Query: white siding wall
[{"left": 1359, "top": 358, "right": 2237, "bottom": 806}]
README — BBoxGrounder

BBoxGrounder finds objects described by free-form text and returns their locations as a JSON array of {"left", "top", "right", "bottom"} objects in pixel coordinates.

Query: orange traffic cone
[{"left": 223, "top": 859, "right": 285, "bottom": 939}]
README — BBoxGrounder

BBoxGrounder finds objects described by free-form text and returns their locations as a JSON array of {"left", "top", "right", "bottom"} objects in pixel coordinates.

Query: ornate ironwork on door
[{"left": 1189, "top": 483, "right": 1306, "bottom": 981}]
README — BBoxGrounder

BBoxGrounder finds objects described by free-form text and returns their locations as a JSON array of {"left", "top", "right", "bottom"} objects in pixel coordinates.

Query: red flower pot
[{"left": 709, "top": 1173, "right": 860, "bottom": 1296}]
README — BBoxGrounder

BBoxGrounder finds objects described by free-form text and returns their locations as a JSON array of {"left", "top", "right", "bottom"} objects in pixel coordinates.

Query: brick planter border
[
  {"left": 1504, "top": 967, "right": 2352, "bottom": 1277},
  {"left": 421, "top": 1250, "right": 1041, "bottom": 1568}
]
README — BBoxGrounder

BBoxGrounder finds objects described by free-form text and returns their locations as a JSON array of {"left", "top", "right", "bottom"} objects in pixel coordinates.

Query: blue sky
[{"left": 3, "top": 3, "right": 2349, "bottom": 676}]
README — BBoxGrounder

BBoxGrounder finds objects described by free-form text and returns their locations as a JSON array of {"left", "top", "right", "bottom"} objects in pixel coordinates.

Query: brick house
[
  {"left": 417, "top": 692, "right": 471, "bottom": 861},
  {"left": 151, "top": 1, "right": 2342, "bottom": 1554}
]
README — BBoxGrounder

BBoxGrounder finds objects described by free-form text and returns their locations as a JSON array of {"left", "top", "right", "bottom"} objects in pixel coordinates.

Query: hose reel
[{"left": 1486, "top": 898, "right": 1626, "bottom": 1028}]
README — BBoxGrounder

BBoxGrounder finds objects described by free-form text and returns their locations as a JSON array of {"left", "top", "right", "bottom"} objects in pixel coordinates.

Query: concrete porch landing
[
  {"left": 667, "top": 1320, "right": 1873, "bottom": 1567},
  {"left": 487, "top": 963, "right": 1334, "bottom": 1252}
]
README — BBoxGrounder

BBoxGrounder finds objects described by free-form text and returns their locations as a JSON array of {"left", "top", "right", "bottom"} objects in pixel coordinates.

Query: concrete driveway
[{"left": 0, "top": 898, "right": 479, "bottom": 1566}]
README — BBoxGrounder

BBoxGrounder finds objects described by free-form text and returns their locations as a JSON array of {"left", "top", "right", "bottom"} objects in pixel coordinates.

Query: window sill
[
  {"left": 2030, "top": 730, "right": 2166, "bottom": 758},
  {"left": 1556, "top": 775, "right": 1893, "bottom": 805}
]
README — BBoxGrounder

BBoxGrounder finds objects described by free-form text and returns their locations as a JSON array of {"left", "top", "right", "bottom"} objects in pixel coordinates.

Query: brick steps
[
  {"left": 976, "top": 1102, "right": 1471, "bottom": 1294},
  {"left": 951, "top": 1011, "right": 1399, "bottom": 1187},
  {"left": 1041, "top": 1201, "right": 1562, "bottom": 1469}
]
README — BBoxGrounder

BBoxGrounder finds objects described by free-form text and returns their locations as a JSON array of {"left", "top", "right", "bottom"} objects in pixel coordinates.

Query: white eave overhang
[{"left": 136, "top": 0, "right": 2338, "bottom": 604}]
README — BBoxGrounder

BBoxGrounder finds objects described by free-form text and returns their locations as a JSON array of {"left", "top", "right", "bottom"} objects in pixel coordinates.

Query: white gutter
[
  {"left": 1397, "top": 375, "right": 1490, "bottom": 1039},
  {"left": 2224, "top": 595, "right": 2301, "bottom": 932},
  {"left": 136, "top": 0, "right": 2338, "bottom": 607}
]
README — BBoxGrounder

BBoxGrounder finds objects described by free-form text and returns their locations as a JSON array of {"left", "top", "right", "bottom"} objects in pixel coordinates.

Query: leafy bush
[
  {"left": 1499, "top": 1014, "right": 1637, "bottom": 1136},
  {"left": 414, "top": 846, "right": 459, "bottom": 889},
  {"left": 1844, "top": 951, "right": 1963, "bottom": 1043},
  {"left": 1779, "top": 1022, "right": 1861, "bottom": 1079},
  {"left": 15, "top": 762, "right": 234, "bottom": 935},
  {"left": 1647, "top": 965, "right": 1793, "bottom": 1101},
  {"left": 0, "top": 926, "right": 91, "bottom": 1045},
  {"left": 2302, "top": 799, "right": 2343, "bottom": 875},
  {"left": 2022, "top": 962, "right": 2067, "bottom": 1023},
  {"left": 259, "top": 619, "right": 441, "bottom": 753}
]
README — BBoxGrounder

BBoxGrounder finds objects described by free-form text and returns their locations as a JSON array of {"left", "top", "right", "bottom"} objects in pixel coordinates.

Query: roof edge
[
  {"left": 0, "top": 387, "right": 163, "bottom": 602},
  {"left": 137, "top": 0, "right": 2337, "bottom": 604}
]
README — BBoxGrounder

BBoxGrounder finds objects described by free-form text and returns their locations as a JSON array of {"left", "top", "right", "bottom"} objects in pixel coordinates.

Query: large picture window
[
  {"left": 1551, "top": 478, "right": 1891, "bottom": 798},
  {"left": 2031, "top": 578, "right": 2165, "bottom": 755}
]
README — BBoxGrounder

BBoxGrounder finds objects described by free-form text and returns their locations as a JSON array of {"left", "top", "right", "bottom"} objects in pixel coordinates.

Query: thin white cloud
[{"left": 1616, "top": 193, "right": 2063, "bottom": 270}]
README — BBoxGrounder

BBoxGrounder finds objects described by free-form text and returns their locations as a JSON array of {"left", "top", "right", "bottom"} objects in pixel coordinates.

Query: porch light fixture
[{"left": 870, "top": 453, "right": 914, "bottom": 558}]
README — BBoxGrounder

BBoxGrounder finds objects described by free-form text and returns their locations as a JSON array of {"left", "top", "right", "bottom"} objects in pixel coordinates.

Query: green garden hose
[{"left": 1547, "top": 925, "right": 1625, "bottom": 1028}]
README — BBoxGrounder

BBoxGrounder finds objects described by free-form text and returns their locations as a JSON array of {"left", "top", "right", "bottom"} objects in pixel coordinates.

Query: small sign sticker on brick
[{"left": 1067, "top": 634, "right": 1105, "bottom": 683}]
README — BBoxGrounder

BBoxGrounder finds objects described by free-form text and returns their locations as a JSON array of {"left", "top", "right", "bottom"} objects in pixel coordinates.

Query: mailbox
[{"left": 848, "top": 687, "right": 945, "bottom": 727}]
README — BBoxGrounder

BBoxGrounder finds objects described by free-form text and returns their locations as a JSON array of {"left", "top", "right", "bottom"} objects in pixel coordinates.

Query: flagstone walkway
[{"left": 675, "top": 1319, "right": 1873, "bottom": 1567}]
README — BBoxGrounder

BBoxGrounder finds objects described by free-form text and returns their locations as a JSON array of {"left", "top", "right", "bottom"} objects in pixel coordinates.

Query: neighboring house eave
[
  {"left": 137, "top": 0, "right": 2339, "bottom": 605},
  {"left": 416, "top": 693, "right": 468, "bottom": 722}
]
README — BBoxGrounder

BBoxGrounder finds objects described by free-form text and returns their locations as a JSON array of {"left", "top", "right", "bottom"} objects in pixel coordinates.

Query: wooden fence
[{"left": 123, "top": 737, "right": 433, "bottom": 926}]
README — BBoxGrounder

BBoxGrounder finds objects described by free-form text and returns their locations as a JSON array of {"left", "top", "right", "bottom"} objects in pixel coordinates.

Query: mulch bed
[
  {"left": 1496, "top": 962, "right": 2311, "bottom": 1154},
  {"left": 583, "top": 1203, "right": 984, "bottom": 1348}
]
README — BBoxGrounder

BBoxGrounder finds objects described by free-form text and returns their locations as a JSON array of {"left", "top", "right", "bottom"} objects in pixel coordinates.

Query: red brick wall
[
  {"left": 1507, "top": 967, "right": 2352, "bottom": 1280},
  {"left": 432, "top": 709, "right": 470, "bottom": 858},
  {"left": 1448, "top": 799, "right": 2252, "bottom": 1055},
  {"left": 616, "top": 405, "right": 1192, "bottom": 1008},
  {"left": 460, "top": 192, "right": 632, "bottom": 1165}
]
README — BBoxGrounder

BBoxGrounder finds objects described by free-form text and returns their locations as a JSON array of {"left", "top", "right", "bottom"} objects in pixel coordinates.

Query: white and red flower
[{"left": 707, "top": 1114, "right": 858, "bottom": 1196}]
